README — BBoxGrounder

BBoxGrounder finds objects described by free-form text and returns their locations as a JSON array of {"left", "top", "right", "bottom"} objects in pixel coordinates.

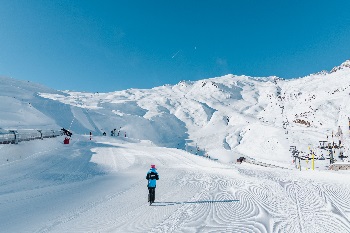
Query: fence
[
  {"left": 244, "top": 157, "right": 291, "bottom": 170},
  {"left": 0, "top": 129, "right": 62, "bottom": 144}
]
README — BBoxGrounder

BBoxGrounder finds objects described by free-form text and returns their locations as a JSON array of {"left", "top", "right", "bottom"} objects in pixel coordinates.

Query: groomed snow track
[{"left": 0, "top": 136, "right": 350, "bottom": 232}]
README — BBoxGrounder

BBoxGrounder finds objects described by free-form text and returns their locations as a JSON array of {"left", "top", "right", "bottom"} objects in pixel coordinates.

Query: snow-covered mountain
[
  {"left": 1, "top": 62, "right": 350, "bottom": 232},
  {"left": 2, "top": 60, "right": 350, "bottom": 164}
]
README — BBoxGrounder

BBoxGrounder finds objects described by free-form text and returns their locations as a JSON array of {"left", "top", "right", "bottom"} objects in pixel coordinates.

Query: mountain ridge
[{"left": 1, "top": 60, "right": 350, "bottom": 163}]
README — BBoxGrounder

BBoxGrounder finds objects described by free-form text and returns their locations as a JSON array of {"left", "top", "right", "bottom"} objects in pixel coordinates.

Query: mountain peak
[
  {"left": 330, "top": 59, "right": 350, "bottom": 73},
  {"left": 312, "top": 70, "right": 329, "bottom": 76}
]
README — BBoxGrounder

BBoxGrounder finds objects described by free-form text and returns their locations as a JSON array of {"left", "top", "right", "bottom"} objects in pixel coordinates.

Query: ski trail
[
  {"left": 312, "top": 182, "right": 350, "bottom": 227},
  {"left": 2, "top": 137, "right": 350, "bottom": 232},
  {"left": 36, "top": 179, "right": 146, "bottom": 233},
  {"left": 236, "top": 164, "right": 350, "bottom": 232},
  {"left": 0, "top": 138, "right": 75, "bottom": 187},
  {"left": 292, "top": 181, "right": 304, "bottom": 233},
  {"left": 82, "top": 108, "right": 101, "bottom": 133}
]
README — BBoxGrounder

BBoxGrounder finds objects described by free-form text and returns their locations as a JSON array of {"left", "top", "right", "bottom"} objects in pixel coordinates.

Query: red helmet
[{"left": 151, "top": 164, "right": 156, "bottom": 168}]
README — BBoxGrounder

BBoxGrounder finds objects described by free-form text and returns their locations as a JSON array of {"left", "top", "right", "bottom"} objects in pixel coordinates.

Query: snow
[{"left": 1, "top": 61, "right": 350, "bottom": 232}]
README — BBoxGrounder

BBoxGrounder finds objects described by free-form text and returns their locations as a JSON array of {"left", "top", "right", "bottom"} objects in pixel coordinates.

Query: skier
[{"left": 146, "top": 164, "right": 159, "bottom": 205}]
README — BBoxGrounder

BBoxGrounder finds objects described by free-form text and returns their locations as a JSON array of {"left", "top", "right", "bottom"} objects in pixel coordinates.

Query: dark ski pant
[{"left": 148, "top": 187, "right": 155, "bottom": 202}]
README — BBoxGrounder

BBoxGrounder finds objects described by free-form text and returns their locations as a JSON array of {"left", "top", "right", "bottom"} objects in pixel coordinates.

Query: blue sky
[{"left": 1, "top": 0, "right": 350, "bottom": 92}]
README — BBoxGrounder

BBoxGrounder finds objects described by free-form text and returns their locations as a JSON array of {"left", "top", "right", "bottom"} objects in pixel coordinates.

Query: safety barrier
[
  {"left": 244, "top": 157, "right": 290, "bottom": 170},
  {"left": 0, "top": 129, "right": 62, "bottom": 144}
]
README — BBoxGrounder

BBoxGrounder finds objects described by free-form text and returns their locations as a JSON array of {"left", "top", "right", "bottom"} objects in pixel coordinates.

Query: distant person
[
  {"left": 61, "top": 128, "right": 72, "bottom": 137},
  {"left": 146, "top": 164, "right": 159, "bottom": 205}
]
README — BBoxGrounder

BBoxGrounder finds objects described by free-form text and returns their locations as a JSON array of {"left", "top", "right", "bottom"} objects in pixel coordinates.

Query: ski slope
[
  {"left": 1, "top": 136, "right": 350, "bottom": 232},
  {"left": 1, "top": 60, "right": 350, "bottom": 232},
  {"left": 2, "top": 61, "right": 350, "bottom": 165},
  {"left": 32, "top": 60, "right": 350, "bottom": 164}
]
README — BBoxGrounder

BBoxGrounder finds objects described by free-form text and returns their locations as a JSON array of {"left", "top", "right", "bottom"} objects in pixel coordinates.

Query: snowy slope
[
  {"left": 1, "top": 136, "right": 350, "bottom": 232},
  {"left": 2, "top": 61, "right": 350, "bottom": 164},
  {"left": 29, "top": 60, "right": 350, "bottom": 165},
  {"left": 1, "top": 61, "right": 350, "bottom": 232},
  {"left": 0, "top": 77, "right": 59, "bottom": 129}
]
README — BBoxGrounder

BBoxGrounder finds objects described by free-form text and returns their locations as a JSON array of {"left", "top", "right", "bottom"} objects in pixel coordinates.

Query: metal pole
[
  {"left": 329, "top": 148, "right": 333, "bottom": 164},
  {"left": 348, "top": 117, "right": 350, "bottom": 138}
]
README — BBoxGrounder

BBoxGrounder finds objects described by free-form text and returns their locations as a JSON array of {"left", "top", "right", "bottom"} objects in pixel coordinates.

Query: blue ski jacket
[{"left": 146, "top": 168, "right": 159, "bottom": 188}]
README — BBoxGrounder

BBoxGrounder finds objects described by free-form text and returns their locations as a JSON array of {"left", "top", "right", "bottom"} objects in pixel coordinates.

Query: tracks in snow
[
  {"left": 1, "top": 138, "right": 350, "bottom": 232},
  {"left": 237, "top": 166, "right": 350, "bottom": 232},
  {"left": 31, "top": 146, "right": 350, "bottom": 232}
]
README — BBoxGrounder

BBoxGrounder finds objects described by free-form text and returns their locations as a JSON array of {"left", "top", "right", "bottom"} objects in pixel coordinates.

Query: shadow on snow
[{"left": 152, "top": 199, "right": 239, "bottom": 206}]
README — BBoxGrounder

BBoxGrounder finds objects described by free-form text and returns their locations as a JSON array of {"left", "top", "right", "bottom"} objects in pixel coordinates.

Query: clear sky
[{"left": 1, "top": 0, "right": 350, "bottom": 92}]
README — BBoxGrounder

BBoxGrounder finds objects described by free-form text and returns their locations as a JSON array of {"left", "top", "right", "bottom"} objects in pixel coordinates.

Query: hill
[
  {"left": 1, "top": 63, "right": 350, "bottom": 232},
  {"left": 3, "top": 61, "right": 350, "bottom": 164}
]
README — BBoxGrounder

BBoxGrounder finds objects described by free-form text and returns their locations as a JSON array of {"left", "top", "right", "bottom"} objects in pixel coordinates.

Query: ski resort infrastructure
[{"left": 1, "top": 60, "right": 350, "bottom": 232}]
